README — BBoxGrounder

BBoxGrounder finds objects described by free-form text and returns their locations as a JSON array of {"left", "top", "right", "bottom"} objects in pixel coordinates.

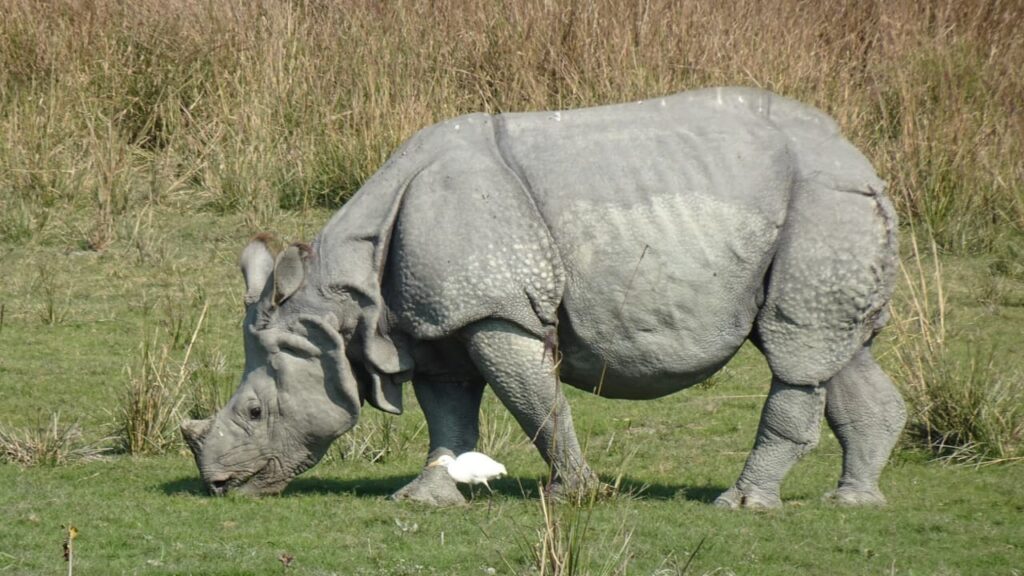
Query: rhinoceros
[{"left": 181, "top": 87, "right": 905, "bottom": 508}]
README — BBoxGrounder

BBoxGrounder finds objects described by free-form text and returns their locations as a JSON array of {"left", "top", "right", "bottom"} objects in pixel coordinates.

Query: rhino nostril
[{"left": 209, "top": 478, "right": 230, "bottom": 496}]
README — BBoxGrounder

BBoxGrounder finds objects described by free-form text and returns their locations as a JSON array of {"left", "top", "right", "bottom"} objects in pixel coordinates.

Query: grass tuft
[
  {"left": 185, "top": 347, "right": 236, "bottom": 421},
  {"left": 0, "top": 413, "right": 107, "bottom": 466},
  {"left": 889, "top": 235, "right": 1024, "bottom": 464},
  {"left": 329, "top": 411, "right": 426, "bottom": 464},
  {"left": 116, "top": 303, "right": 208, "bottom": 454},
  {"left": 915, "top": 350, "right": 1024, "bottom": 465},
  {"left": 478, "top": 397, "right": 519, "bottom": 456},
  {"left": 33, "top": 264, "right": 72, "bottom": 326},
  {"left": 528, "top": 486, "right": 633, "bottom": 576}
]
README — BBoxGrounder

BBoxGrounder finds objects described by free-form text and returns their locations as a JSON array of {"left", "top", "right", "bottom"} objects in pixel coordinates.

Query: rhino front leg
[
  {"left": 716, "top": 379, "right": 826, "bottom": 509},
  {"left": 391, "top": 377, "right": 485, "bottom": 506},
  {"left": 464, "top": 320, "right": 597, "bottom": 497},
  {"left": 823, "top": 347, "right": 905, "bottom": 506}
]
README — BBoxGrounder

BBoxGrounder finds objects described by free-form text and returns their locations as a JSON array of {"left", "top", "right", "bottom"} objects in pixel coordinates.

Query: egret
[{"left": 435, "top": 452, "right": 507, "bottom": 493}]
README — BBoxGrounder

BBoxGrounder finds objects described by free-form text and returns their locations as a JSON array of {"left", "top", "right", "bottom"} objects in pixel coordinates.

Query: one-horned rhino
[{"left": 181, "top": 87, "right": 905, "bottom": 508}]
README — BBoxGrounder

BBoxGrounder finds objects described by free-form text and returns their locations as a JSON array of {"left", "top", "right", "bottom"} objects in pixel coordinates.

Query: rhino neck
[
  {"left": 312, "top": 120, "right": 439, "bottom": 312},
  {"left": 308, "top": 195, "right": 416, "bottom": 379}
]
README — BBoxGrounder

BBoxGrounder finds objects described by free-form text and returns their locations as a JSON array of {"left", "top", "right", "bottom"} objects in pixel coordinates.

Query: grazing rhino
[{"left": 181, "top": 87, "right": 905, "bottom": 508}]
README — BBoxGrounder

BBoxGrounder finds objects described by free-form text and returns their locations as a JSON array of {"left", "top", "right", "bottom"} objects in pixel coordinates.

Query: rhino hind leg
[
  {"left": 823, "top": 346, "right": 906, "bottom": 506},
  {"left": 715, "top": 379, "right": 826, "bottom": 509},
  {"left": 391, "top": 377, "right": 486, "bottom": 506},
  {"left": 720, "top": 175, "right": 901, "bottom": 509},
  {"left": 464, "top": 319, "right": 598, "bottom": 497}
]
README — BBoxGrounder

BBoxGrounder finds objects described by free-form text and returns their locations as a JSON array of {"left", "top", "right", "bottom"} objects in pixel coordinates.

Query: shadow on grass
[
  {"left": 159, "top": 474, "right": 417, "bottom": 497},
  {"left": 597, "top": 478, "right": 726, "bottom": 503},
  {"left": 161, "top": 476, "right": 205, "bottom": 496},
  {"left": 287, "top": 474, "right": 416, "bottom": 496},
  {"left": 160, "top": 474, "right": 726, "bottom": 503}
]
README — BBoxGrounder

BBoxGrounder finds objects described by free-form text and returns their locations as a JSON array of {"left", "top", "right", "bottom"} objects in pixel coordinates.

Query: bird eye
[{"left": 248, "top": 406, "right": 262, "bottom": 420}]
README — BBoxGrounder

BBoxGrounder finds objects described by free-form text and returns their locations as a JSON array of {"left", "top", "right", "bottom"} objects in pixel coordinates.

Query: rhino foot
[
  {"left": 544, "top": 481, "right": 608, "bottom": 503},
  {"left": 544, "top": 469, "right": 610, "bottom": 503},
  {"left": 391, "top": 465, "right": 466, "bottom": 506},
  {"left": 713, "top": 486, "right": 782, "bottom": 510},
  {"left": 823, "top": 486, "right": 887, "bottom": 507}
]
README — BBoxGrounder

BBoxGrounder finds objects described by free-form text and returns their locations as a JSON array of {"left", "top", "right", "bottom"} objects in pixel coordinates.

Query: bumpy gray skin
[{"left": 182, "top": 87, "right": 905, "bottom": 509}]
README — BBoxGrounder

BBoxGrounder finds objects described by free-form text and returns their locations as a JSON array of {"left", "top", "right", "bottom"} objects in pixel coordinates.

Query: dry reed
[
  {"left": 118, "top": 302, "right": 208, "bottom": 454},
  {"left": 888, "top": 234, "right": 1024, "bottom": 463},
  {"left": 0, "top": 413, "right": 107, "bottom": 466},
  {"left": 0, "top": 0, "right": 1020, "bottom": 251}
]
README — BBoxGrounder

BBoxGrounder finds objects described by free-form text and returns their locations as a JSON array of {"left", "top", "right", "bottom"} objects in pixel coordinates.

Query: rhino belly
[{"left": 552, "top": 192, "right": 781, "bottom": 399}]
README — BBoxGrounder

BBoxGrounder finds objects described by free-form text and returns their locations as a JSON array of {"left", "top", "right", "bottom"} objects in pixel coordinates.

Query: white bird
[{"left": 435, "top": 452, "right": 507, "bottom": 492}]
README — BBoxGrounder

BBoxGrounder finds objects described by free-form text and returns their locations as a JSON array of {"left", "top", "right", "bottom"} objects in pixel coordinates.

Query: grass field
[
  {"left": 2, "top": 1, "right": 1023, "bottom": 574},
  {"left": 2, "top": 209, "right": 1022, "bottom": 575}
]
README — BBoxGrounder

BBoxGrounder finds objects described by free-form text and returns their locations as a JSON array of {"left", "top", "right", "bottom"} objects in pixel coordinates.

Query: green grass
[
  {"left": 2, "top": 210, "right": 1023, "bottom": 574},
  {"left": 1, "top": 440, "right": 1022, "bottom": 575}
]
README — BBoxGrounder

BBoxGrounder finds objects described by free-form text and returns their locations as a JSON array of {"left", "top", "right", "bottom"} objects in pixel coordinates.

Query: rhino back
[{"left": 493, "top": 88, "right": 797, "bottom": 396}]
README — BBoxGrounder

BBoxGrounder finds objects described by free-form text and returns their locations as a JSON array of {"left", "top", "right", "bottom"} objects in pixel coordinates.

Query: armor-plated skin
[{"left": 182, "top": 88, "right": 905, "bottom": 508}]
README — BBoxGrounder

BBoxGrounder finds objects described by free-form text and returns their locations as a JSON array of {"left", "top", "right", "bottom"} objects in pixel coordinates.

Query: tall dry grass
[
  {"left": 1, "top": 0, "right": 1021, "bottom": 251},
  {"left": 888, "top": 235, "right": 1024, "bottom": 464}
]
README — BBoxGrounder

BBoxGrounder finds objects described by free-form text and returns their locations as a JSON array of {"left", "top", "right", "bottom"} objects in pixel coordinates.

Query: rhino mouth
[
  {"left": 209, "top": 477, "right": 232, "bottom": 496},
  {"left": 202, "top": 469, "right": 249, "bottom": 496},
  {"left": 205, "top": 456, "right": 295, "bottom": 496}
]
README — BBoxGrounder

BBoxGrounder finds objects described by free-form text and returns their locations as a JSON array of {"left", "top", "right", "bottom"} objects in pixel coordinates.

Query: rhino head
[{"left": 181, "top": 235, "right": 408, "bottom": 495}]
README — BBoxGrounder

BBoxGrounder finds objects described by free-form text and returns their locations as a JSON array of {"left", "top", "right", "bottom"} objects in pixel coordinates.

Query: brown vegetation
[{"left": 1, "top": 0, "right": 1021, "bottom": 251}]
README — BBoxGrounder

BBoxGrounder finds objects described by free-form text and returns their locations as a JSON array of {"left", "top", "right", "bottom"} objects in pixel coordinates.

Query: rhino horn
[{"left": 180, "top": 418, "right": 213, "bottom": 452}]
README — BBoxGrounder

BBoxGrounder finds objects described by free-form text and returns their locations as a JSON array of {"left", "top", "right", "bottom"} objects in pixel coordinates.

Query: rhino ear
[
  {"left": 241, "top": 234, "right": 276, "bottom": 305},
  {"left": 273, "top": 243, "right": 313, "bottom": 306}
]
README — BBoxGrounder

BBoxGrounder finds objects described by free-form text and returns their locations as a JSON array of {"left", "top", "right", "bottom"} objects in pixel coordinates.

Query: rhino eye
[{"left": 248, "top": 406, "right": 262, "bottom": 420}]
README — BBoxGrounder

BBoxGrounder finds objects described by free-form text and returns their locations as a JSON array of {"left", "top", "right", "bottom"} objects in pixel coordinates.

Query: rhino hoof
[
  {"left": 823, "top": 486, "right": 887, "bottom": 507},
  {"left": 391, "top": 466, "right": 467, "bottom": 506},
  {"left": 714, "top": 486, "right": 782, "bottom": 510},
  {"left": 544, "top": 480, "right": 614, "bottom": 504}
]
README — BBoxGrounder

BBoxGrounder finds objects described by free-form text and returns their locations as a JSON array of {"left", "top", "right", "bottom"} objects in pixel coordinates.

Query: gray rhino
[{"left": 181, "top": 87, "right": 905, "bottom": 508}]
